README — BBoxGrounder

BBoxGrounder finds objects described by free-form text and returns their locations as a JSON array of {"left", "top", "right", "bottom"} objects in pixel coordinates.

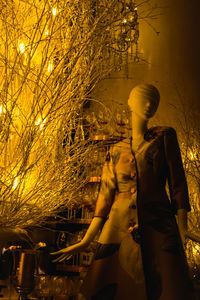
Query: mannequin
[
  {"left": 51, "top": 84, "right": 194, "bottom": 300},
  {"left": 128, "top": 85, "right": 187, "bottom": 245}
]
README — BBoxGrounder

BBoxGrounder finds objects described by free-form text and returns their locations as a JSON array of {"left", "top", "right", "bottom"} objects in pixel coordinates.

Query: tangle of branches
[{"left": 0, "top": 0, "right": 143, "bottom": 228}]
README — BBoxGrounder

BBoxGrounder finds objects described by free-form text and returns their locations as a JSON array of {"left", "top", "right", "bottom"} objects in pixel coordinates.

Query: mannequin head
[{"left": 128, "top": 84, "right": 160, "bottom": 120}]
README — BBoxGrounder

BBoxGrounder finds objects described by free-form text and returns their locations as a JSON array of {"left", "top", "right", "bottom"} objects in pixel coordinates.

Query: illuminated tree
[
  {"left": 181, "top": 113, "right": 200, "bottom": 282},
  {"left": 171, "top": 96, "right": 200, "bottom": 282},
  {"left": 0, "top": 0, "right": 141, "bottom": 228}
]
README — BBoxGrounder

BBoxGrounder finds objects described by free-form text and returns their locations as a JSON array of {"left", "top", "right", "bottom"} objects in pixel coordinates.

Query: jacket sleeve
[
  {"left": 164, "top": 127, "right": 191, "bottom": 214},
  {"left": 94, "top": 148, "right": 117, "bottom": 218}
]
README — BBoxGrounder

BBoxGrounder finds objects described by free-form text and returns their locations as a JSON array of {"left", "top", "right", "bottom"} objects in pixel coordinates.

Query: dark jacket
[{"left": 94, "top": 126, "right": 194, "bottom": 300}]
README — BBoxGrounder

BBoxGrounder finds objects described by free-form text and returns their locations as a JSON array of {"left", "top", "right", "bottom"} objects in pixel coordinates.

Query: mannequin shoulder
[
  {"left": 150, "top": 126, "right": 177, "bottom": 137},
  {"left": 106, "top": 138, "right": 130, "bottom": 161},
  {"left": 144, "top": 126, "right": 177, "bottom": 143},
  {"left": 112, "top": 138, "right": 130, "bottom": 152}
]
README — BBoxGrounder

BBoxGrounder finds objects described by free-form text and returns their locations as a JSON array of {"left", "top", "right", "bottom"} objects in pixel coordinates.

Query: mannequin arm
[
  {"left": 51, "top": 217, "right": 104, "bottom": 262},
  {"left": 177, "top": 208, "right": 187, "bottom": 245}
]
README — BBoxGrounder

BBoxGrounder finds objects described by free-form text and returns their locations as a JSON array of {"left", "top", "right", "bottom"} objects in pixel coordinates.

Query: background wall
[{"left": 91, "top": 0, "right": 200, "bottom": 129}]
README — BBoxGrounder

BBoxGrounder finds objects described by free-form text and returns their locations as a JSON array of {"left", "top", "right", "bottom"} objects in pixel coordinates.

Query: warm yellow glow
[
  {"left": 0, "top": 105, "right": 6, "bottom": 116},
  {"left": 40, "top": 119, "right": 46, "bottom": 130},
  {"left": 195, "top": 245, "right": 200, "bottom": 251},
  {"left": 35, "top": 118, "right": 46, "bottom": 130},
  {"left": 52, "top": 7, "right": 57, "bottom": 16},
  {"left": 192, "top": 244, "right": 200, "bottom": 255},
  {"left": 0, "top": 0, "right": 141, "bottom": 228},
  {"left": 123, "top": 19, "right": 127, "bottom": 23},
  {"left": 18, "top": 42, "right": 25, "bottom": 53},
  {"left": 35, "top": 118, "right": 41, "bottom": 126},
  {"left": 48, "top": 61, "right": 53, "bottom": 72},
  {"left": 13, "top": 177, "right": 18, "bottom": 189},
  {"left": 189, "top": 151, "right": 194, "bottom": 160}
]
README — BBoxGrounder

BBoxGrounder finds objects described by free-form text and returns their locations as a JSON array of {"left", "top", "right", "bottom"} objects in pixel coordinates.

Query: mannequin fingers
[
  {"left": 50, "top": 248, "right": 71, "bottom": 255},
  {"left": 52, "top": 254, "right": 72, "bottom": 263},
  {"left": 59, "top": 254, "right": 73, "bottom": 262},
  {"left": 52, "top": 254, "right": 66, "bottom": 262},
  {"left": 50, "top": 249, "right": 65, "bottom": 256}
]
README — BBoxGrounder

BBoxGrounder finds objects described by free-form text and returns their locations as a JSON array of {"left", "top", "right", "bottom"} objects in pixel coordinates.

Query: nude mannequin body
[{"left": 51, "top": 86, "right": 188, "bottom": 261}]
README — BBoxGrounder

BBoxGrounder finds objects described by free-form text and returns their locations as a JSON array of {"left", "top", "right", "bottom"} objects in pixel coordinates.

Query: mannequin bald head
[{"left": 128, "top": 84, "right": 160, "bottom": 120}]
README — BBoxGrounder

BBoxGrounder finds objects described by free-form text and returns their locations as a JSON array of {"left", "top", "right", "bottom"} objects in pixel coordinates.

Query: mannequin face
[{"left": 128, "top": 94, "right": 159, "bottom": 120}]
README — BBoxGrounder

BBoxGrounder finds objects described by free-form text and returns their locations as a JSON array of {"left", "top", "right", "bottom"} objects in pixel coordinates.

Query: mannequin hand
[
  {"left": 50, "top": 217, "right": 104, "bottom": 263},
  {"left": 50, "top": 241, "right": 88, "bottom": 263}
]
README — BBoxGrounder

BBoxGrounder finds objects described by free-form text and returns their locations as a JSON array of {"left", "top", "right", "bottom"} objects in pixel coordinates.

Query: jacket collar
[{"left": 130, "top": 126, "right": 160, "bottom": 144}]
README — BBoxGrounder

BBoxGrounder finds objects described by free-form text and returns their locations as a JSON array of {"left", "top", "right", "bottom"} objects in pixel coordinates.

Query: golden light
[
  {"left": 192, "top": 244, "right": 200, "bottom": 256},
  {"left": 35, "top": 118, "right": 41, "bottom": 126},
  {"left": 18, "top": 42, "right": 25, "bottom": 53},
  {"left": 123, "top": 19, "right": 127, "bottom": 23},
  {"left": 0, "top": 0, "right": 141, "bottom": 228},
  {"left": 52, "top": 7, "right": 57, "bottom": 16},
  {"left": 0, "top": 105, "right": 6, "bottom": 116},
  {"left": 13, "top": 177, "right": 18, "bottom": 189},
  {"left": 189, "top": 151, "right": 194, "bottom": 160},
  {"left": 48, "top": 61, "right": 53, "bottom": 73},
  {"left": 40, "top": 119, "right": 46, "bottom": 130},
  {"left": 35, "top": 118, "right": 46, "bottom": 130}
]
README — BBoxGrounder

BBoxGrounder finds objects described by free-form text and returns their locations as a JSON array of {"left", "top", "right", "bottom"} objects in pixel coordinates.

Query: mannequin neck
[{"left": 131, "top": 112, "right": 148, "bottom": 139}]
